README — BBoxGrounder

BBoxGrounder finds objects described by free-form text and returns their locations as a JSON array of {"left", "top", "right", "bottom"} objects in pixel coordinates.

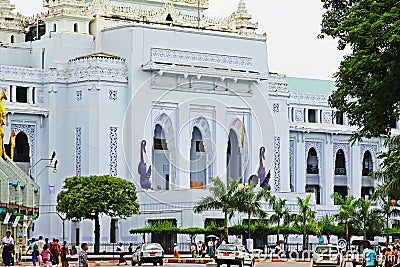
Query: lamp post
[{"left": 28, "top": 151, "right": 57, "bottom": 181}]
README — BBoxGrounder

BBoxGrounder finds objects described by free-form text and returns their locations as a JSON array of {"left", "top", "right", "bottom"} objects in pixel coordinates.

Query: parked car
[
  {"left": 215, "top": 244, "right": 254, "bottom": 267},
  {"left": 131, "top": 243, "right": 164, "bottom": 266},
  {"left": 312, "top": 244, "right": 343, "bottom": 267}
]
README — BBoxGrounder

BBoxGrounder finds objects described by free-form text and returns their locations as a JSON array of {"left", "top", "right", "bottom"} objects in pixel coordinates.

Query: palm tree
[
  {"left": 269, "top": 196, "right": 289, "bottom": 243},
  {"left": 377, "top": 197, "right": 399, "bottom": 243},
  {"left": 194, "top": 177, "right": 241, "bottom": 240},
  {"left": 237, "top": 181, "right": 270, "bottom": 239},
  {"left": 353, "top": 197, "right": 383, "bottom": 240},
  {"left": 332, "top": 192, "right": 357, "bottom": 246},
  {"left": 294, "top": 194, "right": 316, "bottom": 251}
]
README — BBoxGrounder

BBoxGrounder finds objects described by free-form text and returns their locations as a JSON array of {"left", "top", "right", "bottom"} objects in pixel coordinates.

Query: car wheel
[
  {"left": 153, "top": 262, "right": 157, "bottom": 266},
  {"left": 138, "top": 261, "right": 142, "bottom": 266},
  {"left": 160, "top": 261, "right": 163, "bottom": 266},
  {"left": 250, "top": 260, "right": 254, "bottom": 267},
  {"left": 238, "top": 259, "right": 244, "bottom": 267}
]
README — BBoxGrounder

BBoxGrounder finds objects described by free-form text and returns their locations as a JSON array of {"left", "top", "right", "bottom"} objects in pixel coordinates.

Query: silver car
[
  {"left": 131, "top": 243, "right": 164, "bottom": 266},
  {"left": 312, "top": 245, "right": 343, "bottom": 267}
]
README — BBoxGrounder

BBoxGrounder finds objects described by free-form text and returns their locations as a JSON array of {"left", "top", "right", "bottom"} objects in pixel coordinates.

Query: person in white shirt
[
  {"left": 2, "top": 230, "right": 15, "bottom": 267},
  {"left": 36, "top": 236, "right": 45, "bottom": 254}
]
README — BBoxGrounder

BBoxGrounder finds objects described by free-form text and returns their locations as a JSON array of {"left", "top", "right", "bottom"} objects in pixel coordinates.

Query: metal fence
[{"left": 68, "top": 242, "right": 321, "bottom": 254}]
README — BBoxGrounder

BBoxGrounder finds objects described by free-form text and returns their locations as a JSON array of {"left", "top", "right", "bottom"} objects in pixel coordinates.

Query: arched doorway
[
  {"left": 190, "top": 127, "right": 206, "bottom": 189},
  {"left": 226, "top": 129, "right": 242, "bottom": 181},
  {"left": 14, "top": 132, "right": 30, "bottom": 162},
  {"left": 306, "top": 147, "right": 321, "bottom": 204},
  {"left": 152, "top": 124, "right": 171, "bottom": 190}
]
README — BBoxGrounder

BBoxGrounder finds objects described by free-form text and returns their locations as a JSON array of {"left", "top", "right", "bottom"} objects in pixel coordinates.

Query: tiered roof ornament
[{"left": 0, "top": 0, "right": 25, "bottom": 42}]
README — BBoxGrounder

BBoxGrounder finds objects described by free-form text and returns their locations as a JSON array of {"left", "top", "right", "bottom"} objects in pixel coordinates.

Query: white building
[{"left": 0, "top": 0, "right": 384, "bottom": 247}]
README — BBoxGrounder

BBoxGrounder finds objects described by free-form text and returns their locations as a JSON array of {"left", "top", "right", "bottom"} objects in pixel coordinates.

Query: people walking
[
  {"left": 207, "top": 239, "right": 214, "bottom": 257},
  {"left": 27, "top": 238, "right": 39, "bottom": 266},
  {"left": 78, "top": 243, "right": 88, "bottom": 267},
  {"left": 1, "top": 230, "right": 15, "bottom": 267},
  {"left": 37, "top": 236, "right": 45, "bottom": 254},
  {"left": 128, "top": 243, "right": 134, "bottom": 254},
  {"left": 41, "top": 244, "right": 51, "bottom": 267},
  {"left": 173, "top": 243, "right": 180, "bottom": 258},
  {"left": 50, "top": 238, "right": 60, "bottom": 265},
  {"left": 60, "top": 241, "right": 69, "bottom": 267},
  {"left": 364, "top": 244, "right": 377, "bottom": 267},
  {"left": 116, "top": 243, "right": 127, "bottom": 265}
]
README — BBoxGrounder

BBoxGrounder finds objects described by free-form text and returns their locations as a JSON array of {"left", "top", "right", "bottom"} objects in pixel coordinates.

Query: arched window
[
  {"left": 74, "top": 23, "right": 78, "bottom": 33},
  {"left": 362, "top": 151, "right": 373, "bottom": 176},
  {"left": 226, "top": 129, "right": 241, "bottom": 181},
  {"left": 53, "top": 23, "right": 57, "bottom": 32},
  {"left": 14, "top": 132, "right": 30, "bottom": 162},
  {"left": 190, "top": 127, "right": 206, "bottom": 189},
  {"left": 10, "top": 35, "right": 15, "bottom": 43},
  {"left": 306, "top": 148, "right": 318, "bottom": 174},
  {"left": 335, "top": 149, "right": 346, "bottom": 175}
]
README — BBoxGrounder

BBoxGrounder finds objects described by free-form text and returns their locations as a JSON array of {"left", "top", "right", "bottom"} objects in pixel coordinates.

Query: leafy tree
[
  {"left": 373, "top": 136, "right": 400, "bottom": 199},
  {"left": 320, "top": 0, "right": 400, "bottom": 140},
  {"left": 332, "top": 192, "right": 357, "bottom": 246},
  {"left": 317, "top": 215, "right": 339, "bottom": 244},
  {"left": 236, "top": 181, "right": 270, "bottom": 239},
  {"left": 57, "top": 175, "right": 139, "bottom": 253},
  {"left": 269, "top": 196, "right": 290, "bottom": 243},
  {"left": 294, "top": 194, "right": 316, "bottom": 250},
  {"left": 194, "top": 177, "right": 241, "bottom": 240}
]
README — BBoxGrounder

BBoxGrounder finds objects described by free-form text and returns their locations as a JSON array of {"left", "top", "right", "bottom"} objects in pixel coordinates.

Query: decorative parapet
[
  {"left": 289, "top": 91, "right": 329, "bottom": 103},
  {"left": 0, "top": 66, "right": 44, "bottom": 83},
  {"left": 68, "top": 53, "right": 128, "bottom": 83},
  {"left": 268, "top": 73, "right": 288, "bottom": 92}
]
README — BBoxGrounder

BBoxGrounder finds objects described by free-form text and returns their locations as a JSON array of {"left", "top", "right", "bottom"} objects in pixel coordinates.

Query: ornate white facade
[{"left": 0, "top": 0, "right": 386, "bottom": 245}]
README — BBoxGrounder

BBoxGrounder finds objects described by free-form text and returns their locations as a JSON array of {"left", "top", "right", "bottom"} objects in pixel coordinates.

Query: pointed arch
[
  {"left": 152, "top": 113, "right": 176, "bottom": 190},
  {"left": 228, "top": 117, "right": 249, "bottom": 177}
]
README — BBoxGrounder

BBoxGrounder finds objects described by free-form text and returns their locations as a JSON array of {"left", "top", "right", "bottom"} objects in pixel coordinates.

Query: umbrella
[{"left": 206, "top": 235, "right": 218, "bottom": 240}]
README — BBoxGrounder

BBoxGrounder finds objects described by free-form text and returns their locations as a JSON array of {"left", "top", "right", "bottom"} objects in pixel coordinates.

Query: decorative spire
[{"left": 237, "top": 0, "right": 247, "bottom": 14}]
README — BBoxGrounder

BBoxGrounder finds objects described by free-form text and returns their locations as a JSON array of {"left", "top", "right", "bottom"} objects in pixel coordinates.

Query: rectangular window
[
  {"left": 9, "top": 85, "right": 12, "bottom": 102},
  {"left": 196, "top": 141, "right": 205, "bottom": 152},
  {"left": 153, "top": 138, "right": 168, "bottom": 150},
  {"left": 308, "top": 109, "right": 316, "bottom": 123},
  {"left": 16, "top": 86, "right": 28, "bottom": 103},
  {"left": 32, "top": 87, "right": 35, "bottom": 104},
  {"left": 336, "top": 112, "right": 344, "bottom": 125}
]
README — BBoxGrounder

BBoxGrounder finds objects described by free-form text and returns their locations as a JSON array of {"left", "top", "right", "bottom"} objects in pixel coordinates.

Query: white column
[
  {"left": 177, "top": 104, "right": 191, "bottom": 189},
  {"left": 351, "top": 143, "right": 361, "bottom": 198},
  {"left": 11, "top": 85, "right": 16, "bottom": 103},
  {"left": 214, "top": 105, "right": 227, "bottom": 182},
  {"left": 324, "top": 136, "right": 334, "bottom": 206},
  {"left": 28, "top": 87, "right": 33, "bottom": 104},
  {"left": 296, "top": 135, "right": 306, "bottom": 192}
]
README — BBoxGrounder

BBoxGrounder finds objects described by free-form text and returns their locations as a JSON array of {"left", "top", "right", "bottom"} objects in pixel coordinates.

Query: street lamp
[{"left": 28, "top": 151, "right": 57, "bottom": 181}]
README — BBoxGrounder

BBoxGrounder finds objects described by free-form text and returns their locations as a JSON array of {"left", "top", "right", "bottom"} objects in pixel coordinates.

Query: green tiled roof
[{"left": 287, "top": 77, "right": 336, "bottom": 95}]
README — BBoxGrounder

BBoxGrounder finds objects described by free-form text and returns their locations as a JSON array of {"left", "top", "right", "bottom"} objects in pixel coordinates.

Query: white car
[
  {"left": 131, "top": 243, "right": 164, "bottom": 266},
  {"left": 312, "top": 245, "right": 343, "bottom": 267},
  {"left": 215, "top": 244, "right": 255, "bottom": 267}
]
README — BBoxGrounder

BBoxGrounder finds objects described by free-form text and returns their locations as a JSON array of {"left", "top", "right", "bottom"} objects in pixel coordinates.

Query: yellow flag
[{"left": 241, "top": 115, "right": 246, "bottom": 148}]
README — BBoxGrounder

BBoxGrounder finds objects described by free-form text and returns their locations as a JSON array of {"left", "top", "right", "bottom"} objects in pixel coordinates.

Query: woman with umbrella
[{"left": 206, "top": 235, "right": 217, "bottom": 258}]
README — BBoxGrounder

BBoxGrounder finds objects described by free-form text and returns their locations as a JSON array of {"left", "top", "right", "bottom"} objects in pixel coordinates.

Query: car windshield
[
  {"left": 218, "top": 244, "right": 237, "bottom": 251},
  {"left": 315, "top": 246, "right": 338, "bottom": 254},
  {"left": 143, "top": 244, "right": 162, "bottom": 250}
]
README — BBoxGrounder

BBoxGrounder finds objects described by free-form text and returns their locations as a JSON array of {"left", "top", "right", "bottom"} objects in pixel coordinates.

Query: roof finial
[{"left": 237, "top": 0, "right": 248, "bottom": 14}]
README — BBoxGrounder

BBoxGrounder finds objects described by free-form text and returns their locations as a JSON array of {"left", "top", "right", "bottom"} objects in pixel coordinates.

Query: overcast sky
[{"left": 9, "top": 0, "right": 347, "bottom": 80}]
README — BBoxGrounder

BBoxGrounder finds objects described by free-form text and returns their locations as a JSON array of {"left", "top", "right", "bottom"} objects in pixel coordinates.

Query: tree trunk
[
  {"left": 345, "top": 222, "right": 349, "bottom": 248},
  {"left": 303, "top": 222, "right": 307, "bottom": 251},
  {"left": 224, "top": 212, "right": 228, "bottom": 241},
  {"left": 277, "top": 221, "right": 280, "bottom": 243},
  {"left": 94, "top": 213, "right": 100, "bottom": 254},
  {"left": 247, "top": 212, "right": 251, "bottom": 239}
]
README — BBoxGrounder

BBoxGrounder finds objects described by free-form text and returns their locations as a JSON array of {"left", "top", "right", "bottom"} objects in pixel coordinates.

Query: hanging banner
[
  {"left": 12, "top": 215, "right": 20, "bottom": 227},
  {"left": 3, "top": 212, "right": 12, "bottom": 224}
]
